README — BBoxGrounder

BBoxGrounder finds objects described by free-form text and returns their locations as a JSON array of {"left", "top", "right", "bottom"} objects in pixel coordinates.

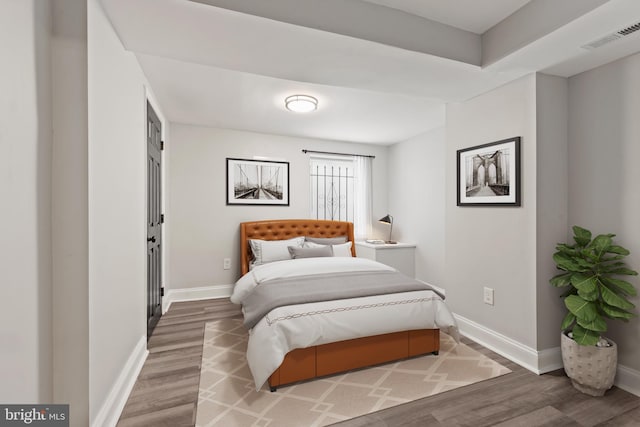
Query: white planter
[{"left": 560, "top": 332, "right": 617, "bottom": 396}]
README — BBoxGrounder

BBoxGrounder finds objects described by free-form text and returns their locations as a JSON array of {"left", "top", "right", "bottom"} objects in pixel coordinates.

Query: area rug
[{"left": 195, "top": 318, "right": 510, "bottom": 427}]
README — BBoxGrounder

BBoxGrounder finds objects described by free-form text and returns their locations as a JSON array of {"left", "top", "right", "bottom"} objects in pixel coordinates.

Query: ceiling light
[{"left": 285, "top": 95, "right": 318, "bottom": 113}]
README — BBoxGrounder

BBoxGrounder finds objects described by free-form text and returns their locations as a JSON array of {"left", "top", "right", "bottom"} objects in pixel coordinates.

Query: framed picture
[
  {"left": 226, "top": 158, "right": 290, "bottom": 206},
  {"left": 457, "top": 137, "right": 521, "bottom": 206}
]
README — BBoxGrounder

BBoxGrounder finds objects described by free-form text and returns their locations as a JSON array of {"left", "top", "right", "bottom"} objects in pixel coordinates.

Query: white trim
[
  {"left": 537, "top": 346, "right": 563, "bottom": 373},
  {"left": 91, "top": 335, "right": 148, "bottom": 427},
  {"left": 615, "top": 364, "right": 640, "bottom": 397},
  {"left": 162, "top": 284, "right": 234, "bottom": 313},
  {"left": 453, "top": 313, "right": 640, "bottom": 392},
  {"left": 453, "top": 313, "right": 562, "bottom": 374}
]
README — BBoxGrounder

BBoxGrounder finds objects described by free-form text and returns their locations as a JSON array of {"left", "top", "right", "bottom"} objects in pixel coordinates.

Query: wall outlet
[
  {"left": 223, "top": 258, "right": 231, "bottom": 270},
  {"left": 483, "top": 287, "right": 494, "bottom": 305}
]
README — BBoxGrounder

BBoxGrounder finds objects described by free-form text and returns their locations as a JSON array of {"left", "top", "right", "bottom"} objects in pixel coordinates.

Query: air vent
[
  {"left": 582, "top": 21, "right": 640, "bottom": 50},
  {"left": 618, "top": 22, "right": 640, "bottom": 36}
]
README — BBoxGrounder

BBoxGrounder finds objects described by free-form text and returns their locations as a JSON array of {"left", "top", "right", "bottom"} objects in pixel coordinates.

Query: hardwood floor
[
  {"left": 117, "top": 299, "right": 640, "bottom": 426},
  {"left": 117, "top": 299, "right": 241, "bottom": 426}
]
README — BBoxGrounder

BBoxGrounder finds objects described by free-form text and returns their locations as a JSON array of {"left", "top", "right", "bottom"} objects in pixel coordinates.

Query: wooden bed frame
[{"left": 240, "top": 219, "right": 440, "bottom": 391}]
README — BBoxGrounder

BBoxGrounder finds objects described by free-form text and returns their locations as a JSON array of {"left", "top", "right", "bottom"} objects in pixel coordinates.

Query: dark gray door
[{"left": 147, "top": 102, "right": 162, "bottom": 339}]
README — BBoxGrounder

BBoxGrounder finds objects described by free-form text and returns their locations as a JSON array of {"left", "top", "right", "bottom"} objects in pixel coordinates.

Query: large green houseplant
[
  {"left": 551, "top": 226, "right": 637, "bottom": 343},
  {"left": 551, "top": 226, "right": 638, "bottom": 395}
]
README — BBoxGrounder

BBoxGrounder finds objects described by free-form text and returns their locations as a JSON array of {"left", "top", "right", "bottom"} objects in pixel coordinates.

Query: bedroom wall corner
[
  {"left": 534, "top": 73, "right": 569, "bottom": 352},
  {"left": 388, "top": 127, "right": 446, "bottom": 287},
  {"left": 51, "top": 0, "right": 90, "bottom": 423}
]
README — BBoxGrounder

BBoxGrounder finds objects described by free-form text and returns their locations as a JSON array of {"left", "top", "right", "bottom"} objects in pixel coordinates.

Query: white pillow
[
  {"left": 332, "top": 241, "right": 353, "bottom": 257},
  {"left": 305, "top": 240, "right": 353, "bottom": 257},
  {"left": 249, "top": 237, "right": 304, "bottom": 265}
]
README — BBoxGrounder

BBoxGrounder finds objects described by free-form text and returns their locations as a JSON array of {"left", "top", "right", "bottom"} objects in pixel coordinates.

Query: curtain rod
[{"left": 302, "top": 149, "right": 375, "bottom": 159}]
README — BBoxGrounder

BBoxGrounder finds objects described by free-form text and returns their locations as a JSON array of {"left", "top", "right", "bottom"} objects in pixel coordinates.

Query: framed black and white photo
[
  {"left": 226, "top": 158, "right": 290, "bottom": 206},
  {"left": 457, "top": 137, "right": 521, "bottom": 207}
]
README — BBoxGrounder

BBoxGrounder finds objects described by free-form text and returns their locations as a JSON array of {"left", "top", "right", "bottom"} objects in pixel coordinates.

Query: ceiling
[
  {"left": 100, "top": 0, "right": 640, "bottom": 145},
  {"left": 360, "top": 0, "right": 532, "bottom": 34}
]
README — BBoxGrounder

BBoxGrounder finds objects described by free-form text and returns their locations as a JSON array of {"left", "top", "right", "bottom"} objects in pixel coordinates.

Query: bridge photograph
[
  {"left": 226, "top": 158, "right": 290, "bottom": 206},
  {"left": 457, "top": 137, "right": 521, "bottom": 207},
  {"left": 465, "top": 148, "right": 510, "bottom": 197}
]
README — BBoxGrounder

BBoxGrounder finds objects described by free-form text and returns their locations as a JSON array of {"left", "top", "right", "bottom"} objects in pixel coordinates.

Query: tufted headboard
[{"left": 240, "top": 219, "right": 356, "bottom": 275}]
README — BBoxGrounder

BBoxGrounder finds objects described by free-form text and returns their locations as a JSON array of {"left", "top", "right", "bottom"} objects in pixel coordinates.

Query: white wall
[
  {"left": 390, "top": 74, "right": 568, "bottom": 362},
  {"left": 568, "top": 53, "right": 640, "bottom": 373},
  {"left": 388, "top": 128, "right": 446, "bottom": 287},
  {"left": 445, "top": 74, "right": 538, "bottom": 348},
  {"left": 167, "top": 124, "right": 389, "bottom": 288},
  {"left": 0, "top": 0, "right": 167, "bottom": 419},
  {"left": 535, "top": 74, "right": 569, "bottom": 350},
  {"left": 88, "top": 0, "right": 166, "bottom": 422},
  {"left": 0, "top": 0, "right": 53, "bottom": 403},
  {"left": 52, "top": 0, "right": 89, "bottom": 424},
  {"left": 51, "top": 0, "right": 89, "bottom": 426}
]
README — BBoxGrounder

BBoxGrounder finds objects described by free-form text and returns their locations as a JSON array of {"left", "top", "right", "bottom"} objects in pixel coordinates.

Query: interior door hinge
[
  {"left": 160, "top": 140, "right": 164, "bottom": 151},
  {"left": 161, "top": 287, "right": 164, "bottom": 297},
  {"left": 161, "top": 213, "right": 165, "bottom": 223}
]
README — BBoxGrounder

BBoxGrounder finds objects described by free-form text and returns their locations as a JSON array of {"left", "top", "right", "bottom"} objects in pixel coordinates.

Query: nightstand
[{"left": 355, "top": 242, "right": 416, "bottom": 278}]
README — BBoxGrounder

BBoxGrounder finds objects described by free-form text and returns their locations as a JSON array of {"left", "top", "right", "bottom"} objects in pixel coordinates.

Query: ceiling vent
[{"left": 582, "top": 21, "right": 640, "bottom": 50}]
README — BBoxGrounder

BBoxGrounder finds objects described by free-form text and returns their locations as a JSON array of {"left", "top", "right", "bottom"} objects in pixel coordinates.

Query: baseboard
[
  {"left": 456, "top": 313, "right": 640, "bottom": 396},
  {"left": 162, "top": 284, "right": 234, "bottom": 313},
  {"left": 537, "top": 346, "right": 563, "bottom": 373},
  {"left": 616, "top": 364, "right": 640, "bottom": 397},
  {"left": 91, "top": 335, "right": 148, "bottom": 427},
  {"left": 453, "top": 313, "right": 563, "bottom": 374}
]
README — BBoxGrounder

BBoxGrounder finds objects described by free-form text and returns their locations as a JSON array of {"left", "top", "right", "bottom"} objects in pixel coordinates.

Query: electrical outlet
[
  {"left": 223, "top": 258, "right": 231, "bottom": 270},
  {"left": 483, "top": 287, "right": 494, "bottom": 305}
]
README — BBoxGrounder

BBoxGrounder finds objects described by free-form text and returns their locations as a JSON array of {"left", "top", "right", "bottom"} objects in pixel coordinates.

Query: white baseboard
[
  {"left": 162, "top": 284, "right": 234, "bottom": 313},
  {"left": 453, "top": 313, "right": 563, "bottom": 374},
  {"left": 616, "top": 364, "right": 640, "bottom": 397},
  {"left": 454, "top": 313, "right": 640, "bottom": 396},
  {"left": 537, "top": 346, "right": 563, "bottom": 373},
  {"left": 91, "top": 335, "right": 148, "bottom": 427}
]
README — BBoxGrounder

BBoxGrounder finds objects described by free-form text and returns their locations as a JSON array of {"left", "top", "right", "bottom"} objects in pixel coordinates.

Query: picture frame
[
  {"left": 456, "top": 137, "right": 521, "bottom": 207},
  {"left": 226, "top": 158, "right": 290, "bottom": 206}
]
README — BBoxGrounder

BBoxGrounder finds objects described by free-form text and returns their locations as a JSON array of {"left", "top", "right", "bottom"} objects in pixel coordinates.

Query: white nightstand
[{"left": 355, "top": 241, "right": 416, "bottom": 278}]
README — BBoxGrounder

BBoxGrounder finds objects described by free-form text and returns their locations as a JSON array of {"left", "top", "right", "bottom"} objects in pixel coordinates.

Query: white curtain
[{"left": 353, "top": 155, "right": 372, "bottom": 240}]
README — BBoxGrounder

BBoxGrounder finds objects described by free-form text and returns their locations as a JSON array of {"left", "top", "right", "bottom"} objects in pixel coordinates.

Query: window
[
  {"left": 310, "top": 155, "right": 354, "bottom": 221},
  {"left": 309, "top": 154, "right": 372, "bottom": 240}
]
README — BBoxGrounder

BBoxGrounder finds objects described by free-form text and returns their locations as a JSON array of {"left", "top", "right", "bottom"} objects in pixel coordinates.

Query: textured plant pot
[{"left": 561, "top": 333, "right": 617, "bottom": 396}]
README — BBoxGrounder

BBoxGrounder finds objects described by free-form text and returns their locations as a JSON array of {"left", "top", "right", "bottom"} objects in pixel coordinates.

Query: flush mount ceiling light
[{"left": 285, "top": 95, "right": 318, "bottom": 113}]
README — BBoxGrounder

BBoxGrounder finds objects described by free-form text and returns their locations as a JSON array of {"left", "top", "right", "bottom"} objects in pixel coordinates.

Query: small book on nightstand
[{"left": 365, "top": 239, "right": 385, "bottom": 244}]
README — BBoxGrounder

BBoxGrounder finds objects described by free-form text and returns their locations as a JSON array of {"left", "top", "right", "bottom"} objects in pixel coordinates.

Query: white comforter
[{"left": 231, "top": 257, "right": 458, "bottom": 390}]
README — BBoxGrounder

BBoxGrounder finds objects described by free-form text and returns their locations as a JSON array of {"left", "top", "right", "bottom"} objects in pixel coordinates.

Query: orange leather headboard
[{"left": 240, "top": 219, "right": 356, "bottom": 275}]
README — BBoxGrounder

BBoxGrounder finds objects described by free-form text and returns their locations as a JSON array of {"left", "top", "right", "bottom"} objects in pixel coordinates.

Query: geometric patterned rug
[{"left": 195, "top": 318, "right": 510, "bottom": 427}]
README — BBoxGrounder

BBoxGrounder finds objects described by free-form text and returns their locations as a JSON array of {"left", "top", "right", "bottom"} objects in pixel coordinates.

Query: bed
[{"left": 233, "top": 219, "right": 458, "bottom": 391}]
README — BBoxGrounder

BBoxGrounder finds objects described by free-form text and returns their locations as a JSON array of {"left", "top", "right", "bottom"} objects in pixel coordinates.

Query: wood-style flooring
[
  {"left": 117, "top": 299, "right": 640, "bottom": 426},
  {"left": 117, "top": 299, "right": 241, "bottom": 426}
]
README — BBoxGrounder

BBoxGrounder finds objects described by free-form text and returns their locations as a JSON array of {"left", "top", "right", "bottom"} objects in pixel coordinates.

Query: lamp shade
[{"left": 378, "top": 214, "right": 392, "bottom": 225}]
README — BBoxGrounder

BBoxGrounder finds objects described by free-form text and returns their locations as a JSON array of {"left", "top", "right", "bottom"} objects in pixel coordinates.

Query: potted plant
[{"left": 550, "top": 225, "right": 637, "bottom": 396}]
